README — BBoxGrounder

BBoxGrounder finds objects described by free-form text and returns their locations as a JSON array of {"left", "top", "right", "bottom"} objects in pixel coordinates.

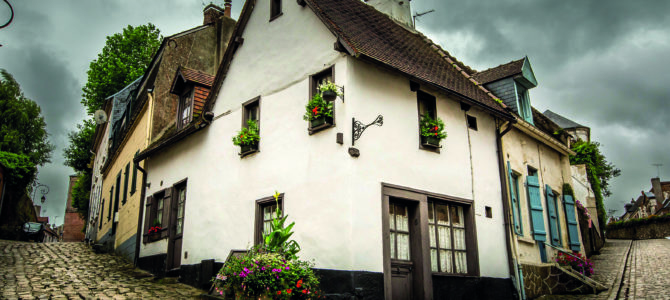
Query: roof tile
[{"left": 473, "top": 58, "right": 524, "bottom": 85}]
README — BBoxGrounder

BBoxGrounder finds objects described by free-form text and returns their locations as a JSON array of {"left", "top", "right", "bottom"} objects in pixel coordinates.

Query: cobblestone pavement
[
  {"left": 0, "top": 240, "right": 204, "bottom": 299},
  {"left": 618, "top": 239, "right": 670, "bottom": 300},
  {"left": 539, "top": 239, "right": 632, "bottom": 300}
]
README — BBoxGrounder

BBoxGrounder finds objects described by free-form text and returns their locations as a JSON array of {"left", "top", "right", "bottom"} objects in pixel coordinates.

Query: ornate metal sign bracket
[{"left": 352, "top": 115, "right": 383, "bottom": 146}]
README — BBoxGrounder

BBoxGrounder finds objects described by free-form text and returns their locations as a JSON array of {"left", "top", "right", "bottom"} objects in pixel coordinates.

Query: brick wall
[{"left": 62, "top": 212, "right": 85, "bottom": 242}]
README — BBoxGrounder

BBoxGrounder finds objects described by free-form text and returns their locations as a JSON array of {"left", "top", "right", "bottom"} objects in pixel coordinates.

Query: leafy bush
[
  {"left": 0, "top": 151, "right": 37, "bottom": 189},
  {"left": 555, "top": 252, "right": 594, "bottom": 277},
  {"left": 303, "top": 94, "right": 333, "bottom": 122},
  {"left": 419, "top": 115, "right": 447, "bottom": 140},
  {"left": 606, "top": 213, "right": 670, "bottom": 230},
  {"left": 232, "top": 120, "right": 261, "bottom": 146}
]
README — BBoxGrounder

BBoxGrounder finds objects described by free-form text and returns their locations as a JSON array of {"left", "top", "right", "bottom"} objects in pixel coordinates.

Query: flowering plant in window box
[
  {"left": 555, "top": 251, "right": 594, "bottom": 277},
  {"left": 213, "top": 192, "right": 322, "bottom": 299},
  {"left": 232, "top": 120, "right": 260, "bottom": 155},
  {"left": 303, "top": 94, "right": 333, "bottom": 130},
  {"left": 317, "top": 80, "right": 342, "bottom": 102},
  {"left": 419, "top": 114, "right": 447, "bottom": 148},
  {"left": 147, "top": 223, "right": 163, "bottom": 240}
]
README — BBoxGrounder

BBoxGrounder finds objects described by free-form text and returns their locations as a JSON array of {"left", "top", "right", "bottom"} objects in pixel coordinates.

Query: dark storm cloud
[{"left": 412, "top": 0, "right": 670, "bottom": 215}]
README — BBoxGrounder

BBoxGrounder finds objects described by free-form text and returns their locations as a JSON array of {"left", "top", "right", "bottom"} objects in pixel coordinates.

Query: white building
[{"left": 135, "top": 0, "right": 518, "bottom": 298}]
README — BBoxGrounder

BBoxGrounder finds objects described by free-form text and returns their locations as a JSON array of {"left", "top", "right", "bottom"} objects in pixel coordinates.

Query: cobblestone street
[
  {"left": 0, "top": 240, "right": 204, "bottom": 299},
  {"left": 541, "top": 239, "right": 670, "bottom": 300}
]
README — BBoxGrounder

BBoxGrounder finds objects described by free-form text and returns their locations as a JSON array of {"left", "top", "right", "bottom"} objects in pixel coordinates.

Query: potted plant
[
  {"left": 232, "top": 120, "right": 261, "bottom": 156},
  {"left": 148, "top": 219, "right": 162, "bottom": 240},
  {"left": 303, "top": 93, "right": 333, "bottom": 130},
  {"left": 317, "top": 80, "right": 342, "bottom": 102},
  {"left": 420, "top": 114, "right": 447, "bottom": 148}
]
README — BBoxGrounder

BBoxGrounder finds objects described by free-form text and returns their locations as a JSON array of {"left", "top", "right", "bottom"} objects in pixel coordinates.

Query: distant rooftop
[{"left": 543, "top": 110, "right": 587, "bottom": 129}]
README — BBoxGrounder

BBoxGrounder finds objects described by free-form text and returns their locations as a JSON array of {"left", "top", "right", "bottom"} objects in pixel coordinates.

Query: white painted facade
[
  {"left": 86, "top": 122, "right": 110, "bottom": 241},
  {"left": 139, "top": 0, "right": 510, "bottom": 282},
  {"left": 571, "top": 164, "right": 600, "bottom": 232}
]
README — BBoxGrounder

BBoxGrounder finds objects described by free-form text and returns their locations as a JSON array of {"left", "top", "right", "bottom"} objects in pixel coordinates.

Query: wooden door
[
  {"left": 168, "top": 184, "right": 187, "bottom": 270},
  {"left": 389, "top": 201, "right": 415, "bottom": 300}
]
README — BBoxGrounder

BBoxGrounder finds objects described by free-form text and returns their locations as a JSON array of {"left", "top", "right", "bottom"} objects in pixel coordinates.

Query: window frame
[
  {"left": 240, "top": 96, "right": 261, "bottom": 157},
  {"left": 254, "top": 193, "right": 284, "bottom": 245},
  {"left": 427, "top": 200, "right": 471, "bottom": 275},
  {"left": 130, "top": 151, "right": 138, "bottom": 195},
  {"left": 122, "top": 163, "right": 129, "bottom": 205},
  {"left": 510, "top": 169, "right": 524, "bottom": 236},
  {"left": 416, "top": 90, "right": 439, "bottom": 153},
  {"left": 145, "top": 189, "right": 170, "bottom": 243},
  {"left": 270, "top": 0, "right": 282, "bottom": 21},
  {"left": 466, "top": 115, "right": 478, "bottom": 131},
  {"left": 173, "top": 180, "right": 187, "bottom": 238},
  {"left": 177, "top": 87, "right": 194, "bottom": 130},
  {"left": 308, "top": 66, "right": 336, "bottom": 134}
]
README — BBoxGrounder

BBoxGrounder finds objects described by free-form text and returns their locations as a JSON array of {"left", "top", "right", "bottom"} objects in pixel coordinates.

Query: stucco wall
[
  {"left": 503, "top": 127, "right": 584, "bottom": 265},
  {"left": 571, "top": 164, "right": 599, "bottom": 232},
  {"left": 140, "top": 0, "right": 509, "bottom": 279}
]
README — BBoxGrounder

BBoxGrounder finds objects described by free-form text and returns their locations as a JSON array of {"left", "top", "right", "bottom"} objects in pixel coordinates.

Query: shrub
[{"left": 606, "top": 213, "right": 670, "bottom": 230}]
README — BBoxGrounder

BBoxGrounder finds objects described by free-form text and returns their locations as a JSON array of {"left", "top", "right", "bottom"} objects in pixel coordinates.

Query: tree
[
  {"left": 0, "top": 69, "right": 54, "bottom": 170},
  {"left": 70, "top": 171, "right": 91, "bottom": 221},
  {"left": 81, "top": 23, "right": 162, "bottom": 114},
  {"left": 63, "top": 119, "right": 96, "bottom": 173}
]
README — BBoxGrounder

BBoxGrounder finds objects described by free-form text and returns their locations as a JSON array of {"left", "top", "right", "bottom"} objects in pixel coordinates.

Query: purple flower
[
  {"left": 261, "top": 267, "right": 266, "bottom": 271},
  {"left": 285, "top": 266, "right": 289, "bottom": 270}
]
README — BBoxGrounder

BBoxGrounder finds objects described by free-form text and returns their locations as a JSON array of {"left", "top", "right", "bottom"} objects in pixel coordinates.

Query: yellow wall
[{"left": 97, "top": 102, "right": 149, "bottom": 249}]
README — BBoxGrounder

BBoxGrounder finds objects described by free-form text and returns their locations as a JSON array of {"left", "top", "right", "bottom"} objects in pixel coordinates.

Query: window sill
[
  {"left": 240, "top": 148, "right": 259, "bottom": 158},
  {"left": 269, "top": 12, "right": 283, "bottom": 22},
  {"left": 518, "top": 236, "right": 536, "bottom": 245},
  {"left": 419, "top": 144, "right": 441, "bottom": 153},
  {"left": 308, "top": 123, "right": 334, "bottom": 135},
  {"left": 143, "top": 228, "right": 168, "bottom": 243}
]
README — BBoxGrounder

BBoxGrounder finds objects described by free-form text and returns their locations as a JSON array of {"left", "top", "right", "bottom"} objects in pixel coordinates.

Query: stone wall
[
  {"left": 607, "top": 220, "right": 670, "bottom": 239},
  {"left": 521, "top": 264, "right": 593, "bottom": 299},
  {"left": 579, "top": 212, "right": 604, "bottom": 256}
]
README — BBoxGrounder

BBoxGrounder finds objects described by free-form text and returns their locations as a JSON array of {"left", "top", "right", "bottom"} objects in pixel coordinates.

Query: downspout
[
  {"left": 133, "top": 160, "right": 147, "bottom": 267},
  {"left": 496, "top": 120, "right": 525, "bottom": 300}
]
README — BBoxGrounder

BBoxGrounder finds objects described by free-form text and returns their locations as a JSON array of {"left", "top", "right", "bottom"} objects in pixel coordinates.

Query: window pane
[
  {"left": 264, "top": 205, "right": 276, "bottom": 221},
  {"left": 429, "top": 224, "right": 436, "bottom": 247},
  {"left": 438, "top": 226, "right": 451, "bottom": 249},
  {"left": 454, "top": 228, "right": 466, "bottom": 250},
  {"left": 177, "top": 203, "right": 184, "bottom": 219},
  {"left": 395, "top": 206, "right": 409, "bottom": 232},
  {"left": 436, "top": 204, "right": 449, "bottom": 225},
  {"left": 157, "top": 198, "right": 164, "bottom": 210},
  {"left": 397, "top": 233, "right": 410, "bottom": 260},
  {"left": 263, "top": 220, "right": 272, "bottom": 235},
  {"left": 455, "top": 251, "right": 468, "bottom": 274},
  {"left": 430, "top": 249, "right": 438, "bottom": 272},
  {"left": 389, "top": 204, "right": 395, "bottom": 230},
  {"left": 428, "top": 202, "right": 434, "bottom": 224},
  {"left": 156, "top": 211, "right": 162, "bottom": 227},
  {"left": 440, "top": 250, "right": 452, "bottom": 273},
  {"left": 451, "top": 206, "right": 464, "bottom": 227},
  {"left": 390, "top": 232, "right": 396, "bottom": 259},
  {"left": 176, "top": 219, "right": 183, "bottom": 235}
]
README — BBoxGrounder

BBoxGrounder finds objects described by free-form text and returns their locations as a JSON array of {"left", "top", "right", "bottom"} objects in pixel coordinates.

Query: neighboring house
[
  {"left": 63, "top": 175, "right": 85, "bottom": 242},
  {"left": 86, "top": 92, "right": 114, "bottom": 243},
  {"left": 94, "top": 3, "right": 236, "bottom": 264},
  {"left": 134, "top": 0, "right": 519, "bottom": 298},
  {"left": 621, "top": 178, "right": 670, "bottom": 220},
  {"left": 474, "top": 57, "right": 587, "bottom": 297},
  {"left": 544, "top": 110, "right": 591, "bottom": 142}
]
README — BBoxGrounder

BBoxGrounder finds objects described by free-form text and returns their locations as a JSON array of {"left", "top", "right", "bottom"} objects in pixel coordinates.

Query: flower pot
[
  {"left": 149, "top": 231, "right": 161, "bottom": 241},
  {"left": 322, "top": 90, "right": 337, "bottom": 101},
  {"left": 421, "top": 136, "right": 441, "bottom": 148},
  {"left": 240, "top": 142, "right": 259, "bottom": 156},
  {"left": 309, "top": 115, "right": 333, "bottom": 129}
]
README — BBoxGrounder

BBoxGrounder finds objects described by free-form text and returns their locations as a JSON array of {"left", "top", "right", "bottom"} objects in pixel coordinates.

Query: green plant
[
  {"left": 317, "top": 80, "right": 342, "bottom": 96},
  {"left": 232, "top": 120, "right": 260, "bottom": 146},
  {"left": 152, "top": 218, "right": 161, "bottom": 227},
  {"left": 555, "top": 252, "right": 593, "bottom": 277},
  {"left": 303, "top": 94, "right": 333, "bottom": 121},
  {"left": 419, "top": 114, "right": 447, "bottom": 140},
  {"left": 261, "top": 192, "right": 301, "bottom": 260},
  {"left": 606, "top": 213, "right": 670, "bottom": 230}
]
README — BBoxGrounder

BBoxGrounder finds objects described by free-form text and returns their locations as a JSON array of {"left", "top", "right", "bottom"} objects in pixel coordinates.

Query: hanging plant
[
  {"left": 419, "top": 114, "right": 447, "bottom": 147},
  {"left": 232, "top": 120, "right": 260, "bottom": 155},
  {"left": 317, "top": 80, "right": 342, "bottom": 101}
]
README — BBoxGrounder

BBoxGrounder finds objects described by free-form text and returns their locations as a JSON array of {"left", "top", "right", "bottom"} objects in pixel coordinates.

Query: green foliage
[
  {"left": 303, "top": 93, "right": 333, "bottom": 121},
  {"left": 81, "top": 23, "right": 162, "bottom": 114},
  {"left": 606, "top": 213, "right": 670, "bottom": 230},
  {"left": 419, "top": 114, "right": 447, "bottom": 140},
  {"left": 570, "top": 140, "right": 620, "bottom": 231},
  {"left": 70, "top": 172, "right": 91, "bottom": 220},
  {"left": 317, "top": 80, "right": 342, "bottom": 96},
  {"left": 63, "top": 119, "right": 96, "bottom": 173},
  {"left": 213, "top": 253, "right": 322, "bottom": 299},
  {"left": 0, "top": 151, "right": 37, "bottom": 189},
  {"left": 0, "top": 69, "right": 54, "bottom": 169},
  {"left": 562, "top": 183, "right": 574, "bottom": 197},
  {"left": 260, "top": 192, "right": 301, "bottom": 261},
  {"left": 232, "top": 120, "right": 260, "bottom": 146}
]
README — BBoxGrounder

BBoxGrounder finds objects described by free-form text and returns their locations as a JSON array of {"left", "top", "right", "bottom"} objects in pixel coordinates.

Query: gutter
[
  {"left": 495, "top": 120, "right": 525, "bottom": 299},
  {"left": 514, "top": 118, "right": 575, "bottom": 156}
]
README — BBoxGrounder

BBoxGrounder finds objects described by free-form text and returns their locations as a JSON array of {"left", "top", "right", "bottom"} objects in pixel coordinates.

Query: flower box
[
  {"left": 240, "top": 143, "right": 258, "bottom": 156},
  {"left": 309, "top": 115, "right": 333, "bottom": 131},
  {"left": 421, "top": 136, "right": 441, "bottom": 148}
]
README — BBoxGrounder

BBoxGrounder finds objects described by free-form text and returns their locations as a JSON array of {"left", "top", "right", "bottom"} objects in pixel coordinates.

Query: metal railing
[{"left": 545, "top": 243, "right": 588, "bottom": 276}]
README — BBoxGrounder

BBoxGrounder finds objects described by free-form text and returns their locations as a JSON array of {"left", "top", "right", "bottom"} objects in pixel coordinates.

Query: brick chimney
[
  {"left": 365, "top": 0, "right": 414, "bottom": 28},
  {"left": 651, "top": 177, "right": 664, "bottom": 210},
  {"left": 224, "top": 0, "right": 232, "bottom": 18},
  {"left": 203, "top": 3, "right": 226, "bottom": 25}
]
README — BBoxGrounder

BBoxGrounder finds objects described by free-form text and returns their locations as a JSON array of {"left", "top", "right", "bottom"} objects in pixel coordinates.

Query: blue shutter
[
  {"left": 508, "top": 162, "right": 522, "bottom": 235},
  {"left": 564, "top": 194, "right": 581, "bottom": 251},
  {"left": 545, "top": 185, "right": 561, "bottom": 246},
  {"left": 526, "top": 174, "right": 546, "bottom": 241}
]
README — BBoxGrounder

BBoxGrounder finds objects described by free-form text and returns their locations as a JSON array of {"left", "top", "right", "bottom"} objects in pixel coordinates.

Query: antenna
[
  {"left": 413, "top": 9, "right": 435, "bottom": 25},
  {"left": 93, "top": 110, "right": 108, "bottom": 125},
  {"left": 653, "top": 163, "right": 663, "bottom": 178}
]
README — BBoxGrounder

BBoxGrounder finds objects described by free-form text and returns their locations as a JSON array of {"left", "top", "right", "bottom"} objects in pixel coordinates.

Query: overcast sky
[{"left": 0, "top": 0, "right": 667, "bottom": 225}]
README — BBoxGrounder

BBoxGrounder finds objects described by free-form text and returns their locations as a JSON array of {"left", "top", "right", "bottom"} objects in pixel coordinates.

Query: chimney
[
  {"left": 224, "top": 0, "right": 232, "bottom": 18},
  {"left": 651, "top": 177, "right": 664, "bottom": 210},
  {"left": 203, "top": 4, "right": 226, "bottom": 25},
  {"left": 365, "top": 0, "right": 414, "bottom": 28}
]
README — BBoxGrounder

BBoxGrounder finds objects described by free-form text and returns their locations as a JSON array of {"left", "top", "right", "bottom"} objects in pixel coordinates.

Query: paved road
[
  {"left": 0, "top": 240, "right": 203, "bottom": 299},
  {"left": 541, "top": 239, "right": 670, "bottom": 300}
]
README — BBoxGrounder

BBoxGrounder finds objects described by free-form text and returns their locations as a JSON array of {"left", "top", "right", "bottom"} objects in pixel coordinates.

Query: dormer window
[
  {"left": 516, "top": 83, "right": 533, "bottom": 125},
  {"left": 178, "top": 88, "right": 194, "bottom": 129},
  {"left": 170, "top": 67, "right": 214, "bottom": 130}
]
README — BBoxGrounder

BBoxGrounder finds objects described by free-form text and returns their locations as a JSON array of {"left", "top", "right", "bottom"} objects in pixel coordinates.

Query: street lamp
[{"left": 31, "top": 182, "right": 49, "bottom": 205}]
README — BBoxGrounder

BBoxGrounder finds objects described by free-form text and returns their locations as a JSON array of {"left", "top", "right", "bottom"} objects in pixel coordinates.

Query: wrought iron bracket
[{"left": 352, "top": 115, "right": 383, "bottom": 146}]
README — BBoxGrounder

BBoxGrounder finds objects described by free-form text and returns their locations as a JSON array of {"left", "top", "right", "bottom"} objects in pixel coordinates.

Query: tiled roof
[
  {"left": 179, "top": 67, "right": 215, "bottom": 87},
  {"left": 543, "top": 110, "right": 587, "bottom": 129},
  {"left": 37, "top": 217, "right": 49, "bottom": 223},
  {"left": 472, "top": 58, "right": 524, "bottom": 85},
  {"left": 305, "top": 0, "right": 509, "bottom": 116}
]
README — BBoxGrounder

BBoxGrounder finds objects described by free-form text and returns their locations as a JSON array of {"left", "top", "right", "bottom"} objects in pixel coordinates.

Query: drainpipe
[
  {"left": 496, "top": 120, "right": 525, "bottom": 300},
  {"left": 133, "top": 159, "right": 148, "bottom": 267}
]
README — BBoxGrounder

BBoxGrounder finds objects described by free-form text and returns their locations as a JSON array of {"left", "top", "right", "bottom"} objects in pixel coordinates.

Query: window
[
  {"left": 516, "top": 83, "right": 533, "bottom": 124},
  {"left": 175, "top": 183, "right": 187, "bottom": 236},
  {"left": 108, "top": 187, "right": 113, "bottom": 221},
  {"left": 130, "top": 151, "right": 138, "bottom": 195},
  {"left": 310, "top": 67, "right": 333, "bottom": 99},
  {"left": 255, "top": 194, "right": 283, "bottom": 245},
  {"left": 417, "top": 91, "right": 438, "bottom": 151},
  {"left": 178, "top": 88, "right": 194, "bottom": 130},
  {"left": 155, "top": 196, "right": 164, "bottom": 227},
  {"left": 309, "top": 67, "right": 336, "bottom": 133},
  {"left": 143, "top": 189, "right": 170, "bottom": 243},
  {"left": 428, "top": 201, "right": 468, "bottom": 274},
  {"left": 243, "top": 98, "right": 260, "bottom": 127},
  {"left": 389, "top": 201, "right": 410, "bottom": 261},
  {"left": 466, "top": 115, "right": 478, "bottom": 130},
  {"left": 270, "top": 0, "right": 282, "bottom": 20},
  {"left": 508, "top": 163, "right": 523, "bottom": 236},
  {"left": 99, "top": 199, "right": 104, "bottom": 229},
  {"left": 122, "top": 163, "right": 129, "bottom": 204}
]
